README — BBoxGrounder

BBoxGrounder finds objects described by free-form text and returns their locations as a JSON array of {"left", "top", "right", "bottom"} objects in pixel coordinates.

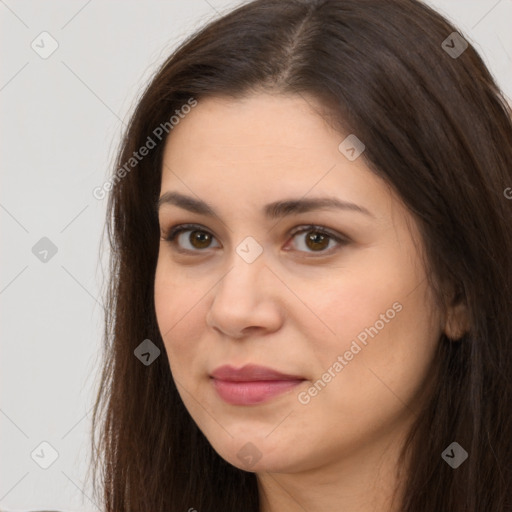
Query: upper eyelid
[
  {"left": 163, "top": 222, "right": 342, "bottom": 238},
  {"left": 162, "top": 223, "right": 219, "bottom": 241}
]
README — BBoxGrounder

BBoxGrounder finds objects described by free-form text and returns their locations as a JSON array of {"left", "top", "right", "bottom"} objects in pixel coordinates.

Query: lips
[
  {"left": 210, "top": 364, "right": 305, "bottom": 382},
  {"left": 210, "top": 364, "right": 306, "bottom": 405}
]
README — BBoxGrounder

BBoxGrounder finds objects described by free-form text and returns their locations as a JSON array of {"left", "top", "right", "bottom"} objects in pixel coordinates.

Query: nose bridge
[
  {"left": 217, "top": 237, "right": 268, "bottom": 303},
  {"left": 206, "top": 237, "right": 281, "bottom": 336}
]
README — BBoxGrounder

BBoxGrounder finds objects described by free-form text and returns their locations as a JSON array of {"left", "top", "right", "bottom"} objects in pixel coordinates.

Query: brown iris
[
  {"left": 305, "top": 230, "right": 330, "bottom": 251},
  {"left": 188, "top": 230, "right": 213, "bottom": 249}
]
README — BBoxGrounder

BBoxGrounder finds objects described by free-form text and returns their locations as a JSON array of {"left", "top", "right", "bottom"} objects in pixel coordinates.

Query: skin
[{"left": 154, "top": 93, "right": 468, "bottom": 512}]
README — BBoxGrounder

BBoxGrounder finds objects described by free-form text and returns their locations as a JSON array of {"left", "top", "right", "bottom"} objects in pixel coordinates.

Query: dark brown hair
[{"left": 89, "top": 0, "right": 512, "bottom": 510}]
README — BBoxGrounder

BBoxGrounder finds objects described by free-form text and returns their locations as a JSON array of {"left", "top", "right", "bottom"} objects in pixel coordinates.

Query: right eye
[{"left": 161, "top": 223, "right": 221, "bottom": 253}]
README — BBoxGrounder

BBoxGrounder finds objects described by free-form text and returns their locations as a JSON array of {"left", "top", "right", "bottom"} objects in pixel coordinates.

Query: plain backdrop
[{"left": 1, "top": 1, "right": 511, "bottom": 510}]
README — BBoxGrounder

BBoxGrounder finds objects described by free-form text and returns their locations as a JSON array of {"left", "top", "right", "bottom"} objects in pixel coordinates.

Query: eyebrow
[{"left": 156, "top": 191, "right": 375, "bottom": 219}]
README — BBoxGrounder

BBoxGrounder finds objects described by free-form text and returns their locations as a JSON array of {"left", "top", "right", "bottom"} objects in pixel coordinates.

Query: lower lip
[{"left": 211, "top": 378, "right": 305, "bottom": 405}]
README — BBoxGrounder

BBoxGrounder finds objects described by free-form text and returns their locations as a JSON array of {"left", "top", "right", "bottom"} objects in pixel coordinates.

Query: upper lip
[{"left": 210, "top": 364, "right": 305, "bottom": 382}]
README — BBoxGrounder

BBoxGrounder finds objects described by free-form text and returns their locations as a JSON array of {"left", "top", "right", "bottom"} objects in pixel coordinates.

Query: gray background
[{"left": 1, "top": 1, "right": 511, "bottom": 510}]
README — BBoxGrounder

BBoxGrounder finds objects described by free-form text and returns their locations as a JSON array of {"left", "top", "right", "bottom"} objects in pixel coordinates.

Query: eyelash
[{"left": 161, "top": 223, "right": 349, "bottom": 256}]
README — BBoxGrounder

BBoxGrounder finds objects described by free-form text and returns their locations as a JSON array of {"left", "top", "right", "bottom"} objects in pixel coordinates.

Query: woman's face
[{"left": 154, "top": 92, "right": 447, "bottom": 474}]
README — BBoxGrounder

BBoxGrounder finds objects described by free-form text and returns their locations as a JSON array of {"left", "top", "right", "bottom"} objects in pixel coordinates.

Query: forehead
[
  {"left": 159, "top": 93, "right": 399, "bottom": 223},
  {"left": 163, "top": 93, "right": 337, "bottom": 166}
]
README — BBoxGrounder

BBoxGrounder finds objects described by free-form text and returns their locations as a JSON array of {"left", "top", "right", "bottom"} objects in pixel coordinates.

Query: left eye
[
  {"left": 287, "top": 225, "right": 347, "bottom": 253},
  {"left": 161, "top": 223, "right": 348, "bottom": 255}
]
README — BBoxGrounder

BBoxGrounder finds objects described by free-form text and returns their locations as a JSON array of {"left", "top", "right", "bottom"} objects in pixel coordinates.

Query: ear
[{"left": 443, "top": 287, "right": 470, "bottom": 341}]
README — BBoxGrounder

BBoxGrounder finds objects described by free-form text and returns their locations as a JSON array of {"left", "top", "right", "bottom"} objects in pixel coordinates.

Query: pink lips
[{"left": 210, "top": 364, "right": 306, "bottom": 405}]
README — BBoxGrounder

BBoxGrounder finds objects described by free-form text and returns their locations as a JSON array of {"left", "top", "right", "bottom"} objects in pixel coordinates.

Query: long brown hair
[{"left": 88, "top": 0, "right": 512, "bottom": 510}]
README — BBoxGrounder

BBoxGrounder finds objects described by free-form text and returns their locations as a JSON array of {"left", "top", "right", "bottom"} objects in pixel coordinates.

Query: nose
[{"left": 205, "top": 252, "right": 283, "bottom": 339}]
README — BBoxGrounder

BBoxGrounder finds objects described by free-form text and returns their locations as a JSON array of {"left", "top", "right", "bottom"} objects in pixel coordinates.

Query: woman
[{"left": 89, "top": 0, "right": 512, "bottom": 510}]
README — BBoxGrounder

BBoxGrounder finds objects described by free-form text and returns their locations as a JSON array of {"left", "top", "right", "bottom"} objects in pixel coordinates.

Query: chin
[{"left": 209, "top": 437, "right": 301, "bottom": 474}]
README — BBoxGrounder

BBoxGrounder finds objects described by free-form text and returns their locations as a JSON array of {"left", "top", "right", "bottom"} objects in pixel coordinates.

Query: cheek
[
  {"left": 154, "top": 256, "right": 203, "bottom": 328},
  {"left": 310, "top": 283, "right": 439, "bottom": 423},
  {"left": 296, "top": 251, "right": 440, "bottom": 406},
  {"left": 287, "top": 265, "right": 393, "bottom": 356},
  {"left": 154, "top": 260, "right": 203, "bottom": 366},
  {"left": 154, "top": 260, "right": 176, "bottom": 334}
]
